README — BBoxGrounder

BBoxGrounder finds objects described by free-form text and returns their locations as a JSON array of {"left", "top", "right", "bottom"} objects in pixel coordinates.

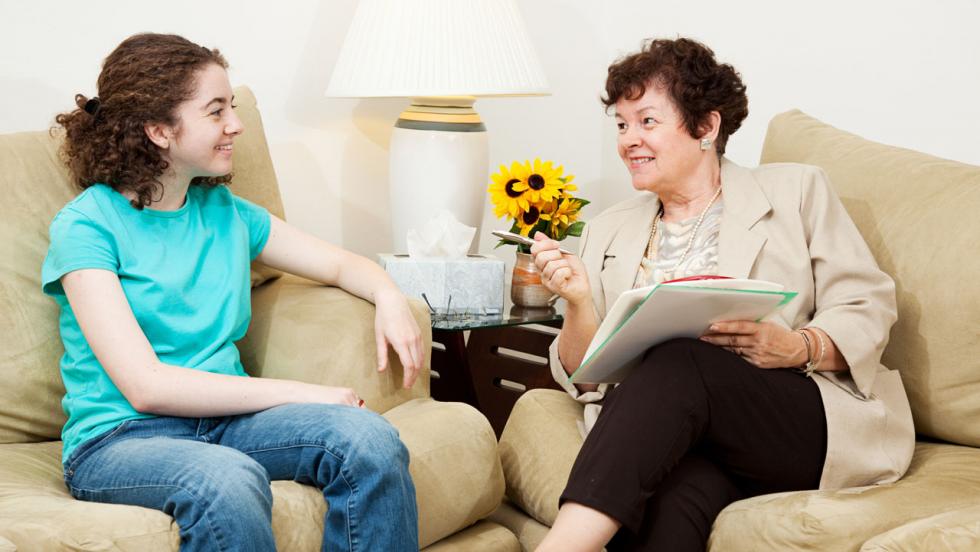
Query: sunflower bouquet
[{"left": 487, "top": 158, "right": 588, "bottom": 253}]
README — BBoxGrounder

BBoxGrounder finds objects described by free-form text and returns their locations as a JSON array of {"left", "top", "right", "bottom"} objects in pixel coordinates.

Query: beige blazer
[{"left": 549, "top": 158, "right": 915, "bottom": 490}]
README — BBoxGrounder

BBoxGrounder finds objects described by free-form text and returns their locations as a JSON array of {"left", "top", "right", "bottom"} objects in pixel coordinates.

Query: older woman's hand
[
  {"left": 529, "top": 232, "right": 592, "bottom": 306},
  {"left": 700, "top": 320, "right": 808, "bottom": 369}
]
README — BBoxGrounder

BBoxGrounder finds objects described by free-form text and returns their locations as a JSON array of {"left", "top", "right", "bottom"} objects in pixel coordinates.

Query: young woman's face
[
  {"left": 166, "top": 64, "right": 243, "bottom": 181},
  {"left": 615, "top": 84, "right": 703, "bottom": 193}
]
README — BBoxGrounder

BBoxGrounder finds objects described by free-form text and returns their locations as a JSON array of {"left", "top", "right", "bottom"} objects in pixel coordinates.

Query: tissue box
[{"left": 379, "top": 254, "right": 505, "bottom": 314}]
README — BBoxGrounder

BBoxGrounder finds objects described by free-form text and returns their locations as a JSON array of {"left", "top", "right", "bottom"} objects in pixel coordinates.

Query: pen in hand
[{"left": 492, "top": 230, "right": 573, "bottom": 255}]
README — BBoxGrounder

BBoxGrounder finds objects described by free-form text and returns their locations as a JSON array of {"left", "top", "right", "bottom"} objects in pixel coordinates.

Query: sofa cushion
[
  {"left": 0, "top": 129, "right": 75, "bottom": 444},
  {"left": 240, "top": 274, "right": 431, "bottom": 413},
  {"left": 384, "top": 398, "right": 506, "bottom": 548},
  {"left": 860, "top": 503, "right": 980, "bottom": 551},
  {"left": 708, "top": 442, "right": 980, "bottom": 551},
  {"left": 0, "top": 399, "right": 503, "bottom": 550},
  {"left": 760, "top": 110, "right": 980, "bottom": 447},
  {"left": 0, "top": 86, "right": 283, "bottom": 445},
  {"left": 498, "top": 389, "right": 585, "bottom": 527},
  {"left": 421, "top": 521, "right": 521, "bottom": 552},
  {"left": 488, "top": 499, "right": 552, "bottom": 552},
  {"left": 226, "top": 86, "right": 286, "bottom": 288}
]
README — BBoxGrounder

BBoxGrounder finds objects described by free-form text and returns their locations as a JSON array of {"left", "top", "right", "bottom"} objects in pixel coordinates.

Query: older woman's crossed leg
[{"left": 538, "top": 338, "right": 826, "bottom": 552}]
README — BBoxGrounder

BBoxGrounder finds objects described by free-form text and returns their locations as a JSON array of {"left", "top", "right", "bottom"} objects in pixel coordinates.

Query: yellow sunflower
[
  {"left": 488, "top": 162, "right": 531, "bottom": 219},
  {"left": 560, "top": 173, "right": 577, "bottom": 193},
  {"left": 516, "top": 205, "right": 543, "bottom": 236},
  {"left": 511, "top": 158, "right": 570, "bottom": 204},
  {"left": 540, "top": 197, "right": 581, "bottom": 235}
]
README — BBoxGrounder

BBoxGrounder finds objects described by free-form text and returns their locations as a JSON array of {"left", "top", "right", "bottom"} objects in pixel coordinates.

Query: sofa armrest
[{"left": 238, "top": 274, "right": 432, "bottom": 413}]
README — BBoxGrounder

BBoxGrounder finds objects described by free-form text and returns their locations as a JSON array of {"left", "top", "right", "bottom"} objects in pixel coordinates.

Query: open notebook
[{"left": 570, "top": 277, "right": 797, "bottom": 384}]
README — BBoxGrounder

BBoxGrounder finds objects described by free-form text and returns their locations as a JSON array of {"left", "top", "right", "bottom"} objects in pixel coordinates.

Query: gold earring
[{"left": 700, "top": 138, "right": 712, "bottom": 151}]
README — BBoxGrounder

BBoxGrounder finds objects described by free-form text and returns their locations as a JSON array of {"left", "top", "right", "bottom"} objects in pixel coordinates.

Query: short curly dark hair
[
  {"left": 55, "top": 33, "right": 229, "bottom": 209},
  {"left": 602, "top": 37, "right": 748, "bottom": 156}
]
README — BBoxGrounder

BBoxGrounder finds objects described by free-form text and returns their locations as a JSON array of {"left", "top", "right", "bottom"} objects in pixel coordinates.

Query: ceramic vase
[{"left": 511, "top": 252, "right": 557, "bottom": 308}]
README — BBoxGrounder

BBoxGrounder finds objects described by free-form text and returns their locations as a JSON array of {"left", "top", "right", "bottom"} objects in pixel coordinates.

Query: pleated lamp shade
[{"left": 325, "top": 0, "right": 549, "bottom": 98}]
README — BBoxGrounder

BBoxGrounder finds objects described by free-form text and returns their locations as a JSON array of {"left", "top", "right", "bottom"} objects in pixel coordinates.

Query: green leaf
[{"left": 567, "top": 221, "right": 586, "bottom": 237}]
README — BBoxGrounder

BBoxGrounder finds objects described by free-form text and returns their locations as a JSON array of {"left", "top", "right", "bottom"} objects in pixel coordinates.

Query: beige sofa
[
  {"left": 0, "top": 87, "right": 521, "bottom": 551},
  {"left": 491, "top": 110, "right": 980, "bottom": 551}
]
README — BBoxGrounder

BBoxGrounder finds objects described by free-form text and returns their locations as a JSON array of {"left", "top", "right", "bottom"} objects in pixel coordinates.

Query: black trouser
[{"left": 560, "top": 338, "right": 827, "bottom": 552}]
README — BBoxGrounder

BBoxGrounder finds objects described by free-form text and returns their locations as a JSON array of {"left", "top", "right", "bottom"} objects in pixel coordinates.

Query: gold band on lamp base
[{"left": 395, "top": 96, "right": 486, "bottom": 128}]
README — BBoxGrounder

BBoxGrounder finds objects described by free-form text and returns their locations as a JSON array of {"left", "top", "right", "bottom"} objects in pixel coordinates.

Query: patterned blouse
[{"left": 634, "top": 199, "right": 724, "bottom": 288}]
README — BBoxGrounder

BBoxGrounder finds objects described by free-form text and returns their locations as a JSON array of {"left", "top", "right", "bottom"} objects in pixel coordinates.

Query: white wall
[{"left": 2, "top": 0, "right": 978, "bottom": 260}]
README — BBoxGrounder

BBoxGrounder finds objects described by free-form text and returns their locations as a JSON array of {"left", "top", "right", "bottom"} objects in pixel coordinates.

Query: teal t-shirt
[{"left": 41, "top": 184, "right": 271, "bottom": 463}]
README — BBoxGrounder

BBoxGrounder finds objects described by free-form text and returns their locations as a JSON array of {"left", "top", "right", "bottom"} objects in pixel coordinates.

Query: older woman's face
[{"left": 615, "top": 85, "right": 703, "bottom": 193}]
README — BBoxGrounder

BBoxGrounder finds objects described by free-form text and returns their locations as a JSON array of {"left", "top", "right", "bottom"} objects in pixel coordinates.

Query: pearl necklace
[{"left": 645, "top": 185, "right": 723, "bottom": 279}]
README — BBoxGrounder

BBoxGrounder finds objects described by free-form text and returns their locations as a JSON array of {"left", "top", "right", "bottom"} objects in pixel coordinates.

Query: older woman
[{"left": 531, "top": 38, "right": 914, "bottom": 552}]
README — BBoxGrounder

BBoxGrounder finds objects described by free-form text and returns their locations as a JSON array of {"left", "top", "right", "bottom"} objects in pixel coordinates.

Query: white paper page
[
  {"left": 581, "top": 285, "right": 655, "bottom": 361},
  {"left": 665, "top": 278, "right": 784, "bottom": 292},
  {"left": 572, "top": 286, "right": 793, "bottom": 384},
  {"left": 579, "top": 279, "right": 783, "bottom": 365}
]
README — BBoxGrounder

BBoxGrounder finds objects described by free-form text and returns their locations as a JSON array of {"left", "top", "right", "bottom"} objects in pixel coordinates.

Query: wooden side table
[{"left": 429, "top": 302, "right": 565, "bottom": 437}]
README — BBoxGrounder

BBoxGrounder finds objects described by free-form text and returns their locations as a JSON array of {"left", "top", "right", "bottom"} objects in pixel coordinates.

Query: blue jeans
[{"left": 63, "top": 403, "right": 418, "bottom": 551}]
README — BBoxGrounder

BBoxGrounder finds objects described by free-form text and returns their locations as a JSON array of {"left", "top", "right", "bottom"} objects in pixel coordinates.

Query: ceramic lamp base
[{"left": 389, "top": 97, "right": 488, "bottom": 254}]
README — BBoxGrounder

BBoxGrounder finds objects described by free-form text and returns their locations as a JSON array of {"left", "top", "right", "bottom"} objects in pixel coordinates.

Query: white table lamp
[{"left": 326, "top": 0, "right": 549, "bottom": 254}]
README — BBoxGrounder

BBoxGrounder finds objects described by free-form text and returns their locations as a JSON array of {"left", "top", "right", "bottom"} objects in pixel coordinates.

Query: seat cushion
[
  {"left": 760, "top": 110, "right": 980, "bottom": 447},
  {"left": 708, "top": 442, "right": 980, "bottom": 551},
  {"left": 498, "top": 389, "right": 584, "bottom": 527},
  {"left": 489, "top": 499, "right": 552, "bottom": 552},
  {"left": 421, "top": 521, "right": 521, "bottom": 552},
  {"left": 859, "top": 504, "right": 980, "bottom": 551},
  {"left": 0, "top": 399, "right": 503, "bottom": 550}
]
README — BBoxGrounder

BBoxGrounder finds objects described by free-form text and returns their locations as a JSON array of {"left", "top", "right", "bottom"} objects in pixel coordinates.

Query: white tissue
[{"left": 405, "top": 210, "right": 476, "bottom": 258}]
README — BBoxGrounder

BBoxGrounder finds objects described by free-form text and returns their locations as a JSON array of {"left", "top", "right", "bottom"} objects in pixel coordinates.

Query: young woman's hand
[
  {"left": 302, "top": 384, "right": 365, "bottom": 408},
  {"left": 374, "top": 288, "right": 424, "bottom": 388},
  {"left": 699, "top": 321, "right": 807, "bottom": 369},
  {"left": 530, "top": 232, "right": 592, "bottom": 307}
]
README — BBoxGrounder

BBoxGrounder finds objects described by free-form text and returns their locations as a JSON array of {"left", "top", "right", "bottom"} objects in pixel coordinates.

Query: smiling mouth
[
  {"left": 630, "top": 156, "right": 655, "bottom": 165},
  {"left": 215, "top": 144, "right": 233, "bottom": 151}
]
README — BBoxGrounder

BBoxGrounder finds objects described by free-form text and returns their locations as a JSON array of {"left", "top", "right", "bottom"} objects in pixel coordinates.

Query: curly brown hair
[
  {"left": 55, "top": 33, "right": 229, "bottom": 209},
  {"left": 602, "top": 37, "right": 748, "bottom": 156}
]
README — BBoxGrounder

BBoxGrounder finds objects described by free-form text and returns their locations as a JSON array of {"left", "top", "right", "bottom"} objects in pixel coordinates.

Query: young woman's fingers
[
  {"left": 407, "top": 337, "right": 423, "bottom": 388},
  {"left": 392, "top": 340, "right": 417, "bottom": 388},
  {"left": 376, "top": 331, "right": 389, "bottom": 372}
]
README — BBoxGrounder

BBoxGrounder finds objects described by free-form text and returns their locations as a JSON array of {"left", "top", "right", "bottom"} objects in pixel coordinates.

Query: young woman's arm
[
  {"left": 255, "top": 215, "right": 423, "bottom": 388},
  {"left": 62, "top": 268, "right": 360, "bottom": 416}
]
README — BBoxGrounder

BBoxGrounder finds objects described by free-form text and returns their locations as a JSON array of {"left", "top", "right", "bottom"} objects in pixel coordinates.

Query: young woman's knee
[
  {"left": 348, "top": 413, "right": 410, "bottom": 471},
  {"left": 193, "top": 448, "right": 273, "bottom": 508}
]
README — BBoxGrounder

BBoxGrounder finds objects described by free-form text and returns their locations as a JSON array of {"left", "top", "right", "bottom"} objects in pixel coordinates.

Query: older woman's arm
[
  {"left": 800, "top": 166, "right": 898, "bottom": 395},
  {"left": 556, "top": 300, "right": 601, "bottom": 394},
  {"left": 701, "top": 166, "right": 887, "bottom": 386},
  {"left": 534, "top": 226, "right": 609, "bottom": 400}
]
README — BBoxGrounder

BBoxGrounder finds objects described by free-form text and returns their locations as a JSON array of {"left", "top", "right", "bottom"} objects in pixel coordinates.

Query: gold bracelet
[
  {"left": 809, "top": 328, "right": 827, "bottom": 372},
  {"left": 796, "top": 329, "right": 815, "bottom": 376}
]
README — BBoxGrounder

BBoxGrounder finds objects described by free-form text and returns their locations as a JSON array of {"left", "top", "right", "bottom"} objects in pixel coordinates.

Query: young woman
[{"left": 43, "top": 33, "right": 422, "bottom": 552}]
